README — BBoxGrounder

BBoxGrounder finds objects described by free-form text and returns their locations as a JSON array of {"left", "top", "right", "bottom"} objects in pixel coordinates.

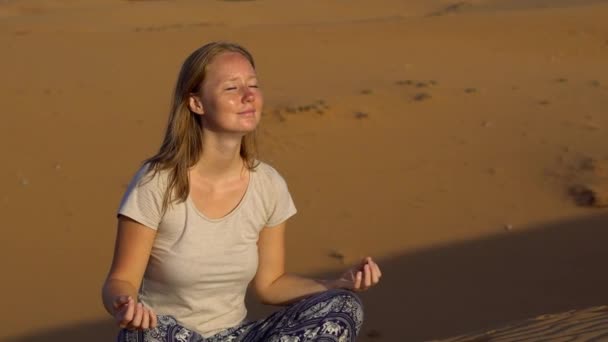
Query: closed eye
[{"left": 224, "top": 87, "right": 237, "bottom": 91}]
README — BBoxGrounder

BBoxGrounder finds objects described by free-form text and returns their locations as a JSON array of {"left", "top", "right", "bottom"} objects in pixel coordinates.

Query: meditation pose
[{"left": 101, "top": 41, "right": 382, "bottom": 342}]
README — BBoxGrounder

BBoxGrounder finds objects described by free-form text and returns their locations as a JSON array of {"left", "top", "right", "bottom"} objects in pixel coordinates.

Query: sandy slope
[{"left": 1, "top": 0, "right": 608, "bottom": 341}]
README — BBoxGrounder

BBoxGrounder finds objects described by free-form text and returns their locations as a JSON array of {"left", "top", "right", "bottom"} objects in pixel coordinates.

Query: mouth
[{"left": 238, "top": 109, "right": 256, "bottom": 116}]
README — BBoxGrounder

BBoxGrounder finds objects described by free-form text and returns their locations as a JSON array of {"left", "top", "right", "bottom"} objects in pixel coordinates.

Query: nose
[{"left": 242, "top": 86, "right": 255, "bottom": 103}]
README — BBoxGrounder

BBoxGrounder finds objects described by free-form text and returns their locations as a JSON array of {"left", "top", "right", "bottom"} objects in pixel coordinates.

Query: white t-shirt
[{"left": 117, "top": 161, "right": 297, "bottom": 337}]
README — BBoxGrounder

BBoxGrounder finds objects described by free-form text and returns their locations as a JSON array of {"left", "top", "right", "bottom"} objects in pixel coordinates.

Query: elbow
[
  {"left": 253, "top": 273, "right": 285, "bottom": 305},
  {"left": 254, "top": 286, "right": 275, "bottom": 305}
]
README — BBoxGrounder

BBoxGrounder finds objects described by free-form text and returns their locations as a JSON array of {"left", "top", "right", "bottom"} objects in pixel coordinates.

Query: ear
[{"left": 188, "top": 94, "right": 205, "bottom": 115}]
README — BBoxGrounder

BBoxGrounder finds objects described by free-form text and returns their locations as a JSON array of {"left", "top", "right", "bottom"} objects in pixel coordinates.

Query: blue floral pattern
[{"left": 118, "top": 289, "right": 363, "bottom": 342}]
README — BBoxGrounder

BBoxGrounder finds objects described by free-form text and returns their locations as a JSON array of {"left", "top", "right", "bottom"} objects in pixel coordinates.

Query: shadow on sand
[{"left": 10, "top": 213, "right": 608, "bottom": 342}]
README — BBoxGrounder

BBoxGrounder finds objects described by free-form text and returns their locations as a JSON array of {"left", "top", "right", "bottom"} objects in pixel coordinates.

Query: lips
[{"left": 238, "top": 109, "right": 256, "bottom": 116}]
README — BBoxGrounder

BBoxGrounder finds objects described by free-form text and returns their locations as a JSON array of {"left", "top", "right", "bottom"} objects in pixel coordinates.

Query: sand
[{"left": 1, "top": 0, "right": 608, "bottom": 341}]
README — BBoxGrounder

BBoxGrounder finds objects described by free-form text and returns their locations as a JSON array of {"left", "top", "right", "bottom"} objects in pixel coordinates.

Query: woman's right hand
[{"left": 113, "top": 296, "right": 158, "bottom": 330}]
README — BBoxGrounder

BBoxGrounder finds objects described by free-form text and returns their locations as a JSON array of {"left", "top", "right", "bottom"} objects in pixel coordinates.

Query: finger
[
  {"left": 354, "top": 271, "right": 362, "bottom": 290},
  {"left": 141, "top": 307, "right": 150, "bottom": 330},
  {"left": 364, "top": 264, "right": 372, "bottom": 288},
  {"left": 119, "top": 299, "right": 135, "bottom": 328},
  {"left": 130, "top": 303, "right": 144, "bottom": 329},
  {"left": 371, "top": 259, "right": 382, "bottom": 278},
  {"left": 370, "top": 261, "right": 380, "bottom": 284},
  {"left": 113, "top": 295, "right": 131, "bottom": 310},
  {"left": 150, "top": 308, "right": 158, "bottom": 329}
]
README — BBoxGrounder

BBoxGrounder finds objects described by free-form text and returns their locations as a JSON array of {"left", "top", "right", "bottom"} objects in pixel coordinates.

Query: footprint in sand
[
  {"left": 327, "top": 250, "right": 346, "bottom": 264},
  {"left": 395, "top": 80, "right": 414, "bottom": 86},
  {"left": 427, "top": 1, "right": 473, "bottom": 17},
  {"left": 568, "top": 157, "right": 608, "bottom": 207},
  {"left": 271, "top": 100, "right": 329, "bottom": 122},
  {"left": 413, "top": 93, "right": 431, "bottom": 102},
  {"left": 366, "top": 329, "right": 383, "bottom": 339},
  {"left": 395, "top": 80, "right": 438, "bottom": 87},
  {"left": 354, "top": 111, "right": 369, "bottom": 119}
]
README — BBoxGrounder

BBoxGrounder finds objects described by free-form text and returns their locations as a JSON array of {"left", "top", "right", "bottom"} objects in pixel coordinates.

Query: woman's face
[{"left": 193, "top": 51, "right": 263, "bottom": 134}]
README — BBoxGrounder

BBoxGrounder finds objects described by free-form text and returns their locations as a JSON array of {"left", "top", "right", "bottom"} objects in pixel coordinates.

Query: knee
[
  {"left": 323, "top": 289, "right": 364, "bottom": 323},
  {"left": 309, "top": 289, "right": 364, "bottom": 340},
  {"left": 325, "top": 289, "right": 363, "bottom": 308}
]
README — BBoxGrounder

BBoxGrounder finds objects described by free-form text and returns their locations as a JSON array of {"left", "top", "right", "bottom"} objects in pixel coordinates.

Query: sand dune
[
  {"left": 435, "top": 306, "right": 608, "bottom": 341},
  {"left": 1, "top": 0, "right": 608, "bottom": 341}
]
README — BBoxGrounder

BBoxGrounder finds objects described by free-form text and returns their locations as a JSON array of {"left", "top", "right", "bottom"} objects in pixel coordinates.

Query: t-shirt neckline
[{"left": 186, "top": 169, "right": 255, "bottom": 223}]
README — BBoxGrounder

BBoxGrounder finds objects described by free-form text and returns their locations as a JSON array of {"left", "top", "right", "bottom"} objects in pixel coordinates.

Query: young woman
[{"left": 102, "top": 41, "right": 382, "bottom": 342}]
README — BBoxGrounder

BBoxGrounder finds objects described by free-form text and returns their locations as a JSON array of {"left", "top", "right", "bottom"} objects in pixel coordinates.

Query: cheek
[
  {"left": 225, "top": 98, "right": 239, "bottom": 108},
  {"left": 255, "top": 91, "right": 264, "bottom": 109},
  {"left": 202, "top": 94, "right": 235, "bottom": 115}
]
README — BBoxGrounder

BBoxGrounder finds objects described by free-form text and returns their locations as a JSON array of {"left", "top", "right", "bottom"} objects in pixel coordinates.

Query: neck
[{"left": 192, "top": 129, "right": 247, "bottom": 181}]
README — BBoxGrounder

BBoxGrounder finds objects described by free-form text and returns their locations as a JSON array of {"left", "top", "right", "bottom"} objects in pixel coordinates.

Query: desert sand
[{"left": 1, "top": 0, "right": 608, "bottom": 341}]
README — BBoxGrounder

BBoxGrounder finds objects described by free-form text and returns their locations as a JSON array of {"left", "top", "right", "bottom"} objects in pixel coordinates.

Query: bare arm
[
  {"left": 252, "top": 221, "right": 383, "bottom": 306},
  {"left": 101, "top": 216, "right": 156, "bottom": 317},
  {"left": 252, "top": 221, "right": 332, "bottom": 305}
]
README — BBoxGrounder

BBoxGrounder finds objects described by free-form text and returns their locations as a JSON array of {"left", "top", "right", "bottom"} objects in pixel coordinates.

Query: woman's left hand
[{"left": 333, "top": 256, "right": 382, "bottom": 292}]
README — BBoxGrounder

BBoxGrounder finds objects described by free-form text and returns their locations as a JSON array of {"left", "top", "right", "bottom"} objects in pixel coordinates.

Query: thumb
[{"left": 113, "top": 295, "right": 132, "bottom": 309}]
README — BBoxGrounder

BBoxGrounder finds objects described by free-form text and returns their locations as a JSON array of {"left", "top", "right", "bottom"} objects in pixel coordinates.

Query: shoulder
[
  {"left": 130, "top": 163, "right": 171, "bottom": 189},
  {"left": 121, "top": 163, "right": 172, "bottom": 204},
  {"left": 254, "top": 160, "right": 280, "bottom": 176},
  {"left": 252, "top": 161, "right": 297, "bottom": 226},
  {"left": 253, "top": 161, "right": 289, "bottom": 186}
]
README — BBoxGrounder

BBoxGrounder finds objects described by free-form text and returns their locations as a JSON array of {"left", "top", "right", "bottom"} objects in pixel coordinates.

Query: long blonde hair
[{"left": 143, "top": 42, "right": 259, "bottom": 214}]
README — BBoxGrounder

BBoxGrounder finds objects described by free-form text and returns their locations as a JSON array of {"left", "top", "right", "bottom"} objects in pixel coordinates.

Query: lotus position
[{"left": 101, "top": 41, "right": 382, "bottom": 342}]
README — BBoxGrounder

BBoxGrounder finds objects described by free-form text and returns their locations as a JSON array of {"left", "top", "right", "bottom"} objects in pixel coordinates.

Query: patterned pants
[{"left": 118, "top": 289, "right": 364, "bottom": 342}]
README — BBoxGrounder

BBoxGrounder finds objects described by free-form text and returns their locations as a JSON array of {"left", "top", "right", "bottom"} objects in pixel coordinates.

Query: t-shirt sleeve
[
  {"left": 266, "top": 168, "right": 297, "bottom": 227},
  {"left": 117, "top": 164, "right": 165, "bottom": 230}
]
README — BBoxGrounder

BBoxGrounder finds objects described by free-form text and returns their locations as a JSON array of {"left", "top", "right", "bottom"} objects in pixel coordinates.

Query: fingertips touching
[
  {"left": 364, "top": 264, "right": 372, "bottom": 288},
  {"left": 367, "top": 262, "right": 377, "bottom": 284},
  {"left": 124, "top": 299, "right": 135, "bottom": 322},
  {"left": 355, "top": 271, "right": 362, "bottom": 290},
  {"left": 369, "top": 259, "right": 381, "bottom": 277},
  {"left": 132, "top": 303, "right": 144, "bottom": 328}
]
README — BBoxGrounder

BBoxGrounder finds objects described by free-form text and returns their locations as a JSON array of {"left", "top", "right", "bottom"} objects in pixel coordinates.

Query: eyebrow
[{"left": 224, "top": 75, "right": 258, "bottom": 82}]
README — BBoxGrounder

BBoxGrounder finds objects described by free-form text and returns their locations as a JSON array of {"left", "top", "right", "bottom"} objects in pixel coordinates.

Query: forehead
[{"left": 206, "top": 52, "right": 255, "bottom": 79}]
